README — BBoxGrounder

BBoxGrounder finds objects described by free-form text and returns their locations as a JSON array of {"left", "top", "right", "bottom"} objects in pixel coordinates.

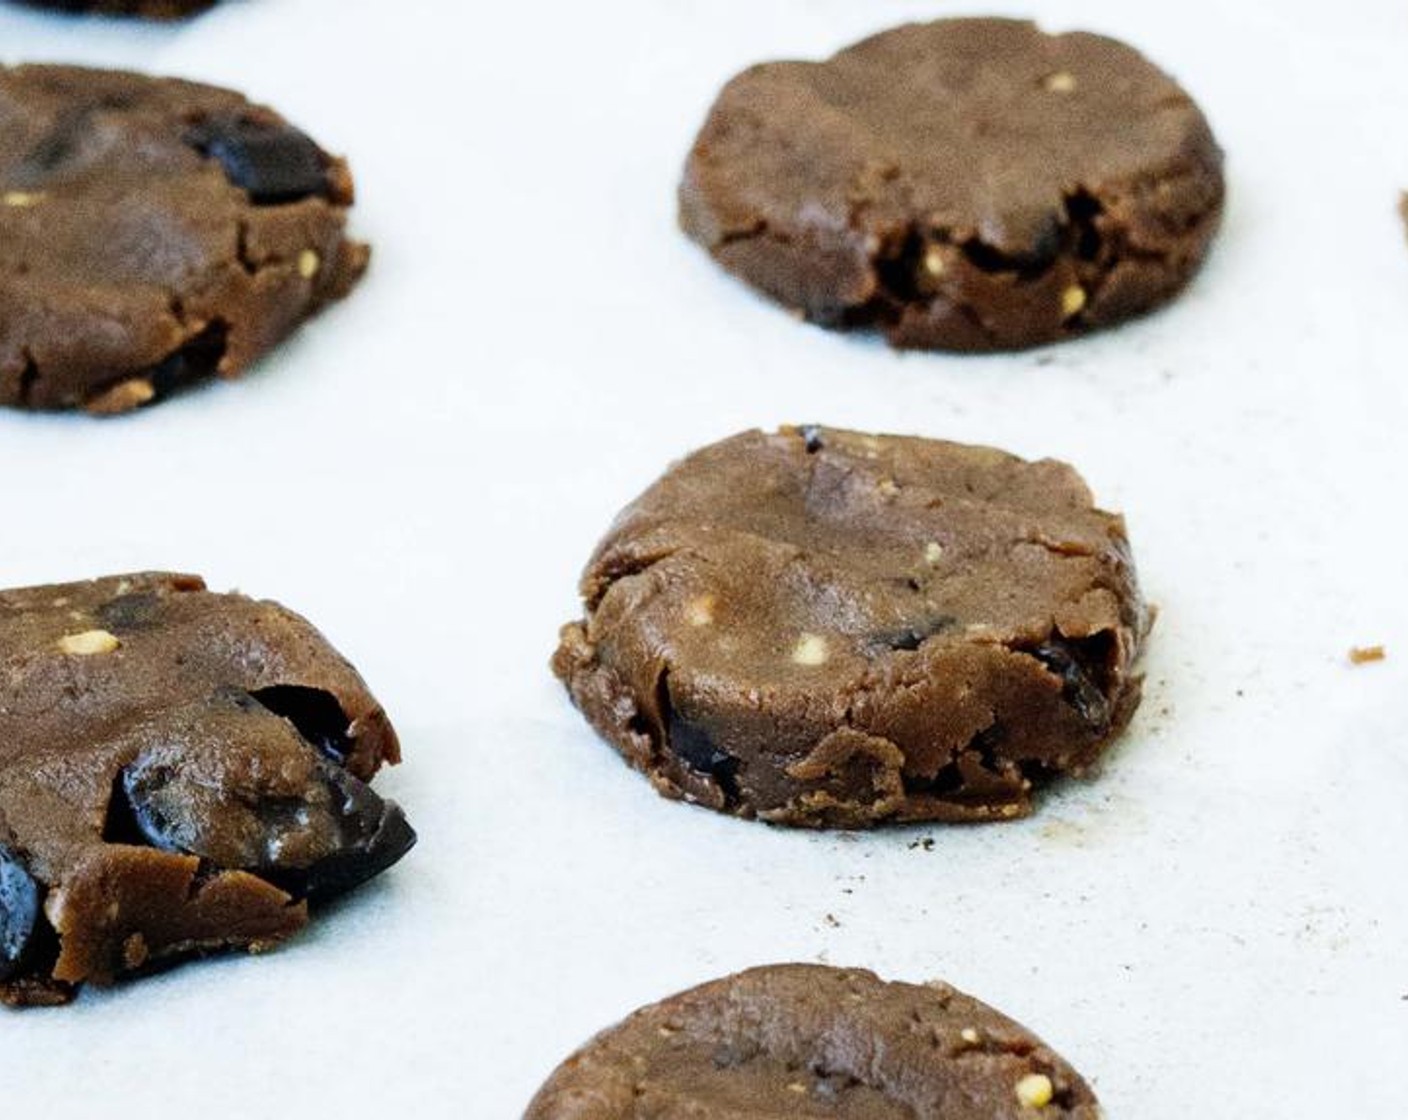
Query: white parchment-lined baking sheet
[{"left": 1, "top": 0, "right": 1405, "bottom": 1115}]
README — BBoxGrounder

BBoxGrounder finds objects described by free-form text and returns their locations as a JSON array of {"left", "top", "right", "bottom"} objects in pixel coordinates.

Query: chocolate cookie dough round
[
  {"left": 525, "top": 964, "right": 1101, "bottom": 1118},
  {"left": 553, "top": 426, "right": 1148, "bottom": 827},
  {"left": 681, "top": 18, "right": 1224, "bottom": 351},
  {"left": 0, "top": 65, "right": 367, "bottom": 413},
  {"left": 13, "top": 0, "right": 215, "bottom": 16},
  {"left": 0, "top": 573, "right": 414, "bottom": 1007}
]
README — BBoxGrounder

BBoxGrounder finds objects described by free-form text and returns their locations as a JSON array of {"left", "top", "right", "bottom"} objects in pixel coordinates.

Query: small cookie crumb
[
  {"left": 960, "top": 1027, "right": 980, "bottom": 1043},
  {"left": 56, "top": 630, "right": 121, "bottom": 656},
  {"left": 923, "top": 244, "right": 947, "bottom": 277},
  {"left": 787, "top": 1082, "right": 807, "bottom": 1094},
  {"left": 1016, "top": 1072, "right": 1054, "bottom": 1109},
  {"left": 685, "top": 596, "right": 715, "bottom": 627},
  {"left": 1061, "top": 285, "right": 1088, "bottom": 319},
  {"left": 3, "top": 190, "right": 43, "bottom": 207},
  {"left": 1043, "top": 71, "right": 1078, "bottom": 93},
  {"left": 1348, "top": 645, "right": 1386, "bottom": 665},
  {"left": 298, "top": 249, "right": 321, "bottom": 279},
  {"left": 924, "top": 541, "right": 944, "bottom": 565},
  {"left": 792, "top": 633, "right": 828, "bottom": 666}
]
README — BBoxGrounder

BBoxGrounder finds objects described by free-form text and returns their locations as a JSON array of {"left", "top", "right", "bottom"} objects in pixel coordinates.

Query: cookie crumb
[
  {"left": 787, "top": 1082, "right": 807, "bottom": 1094},
  {"left": 1016, "top": 1072, "right": 1054, "bottom": 1109},
  {"left": 961, "top": 1027, "right": 980, "bottom": 1043},
  {"left": 55, "top": 630, "right": 120, "bottom": 656},
  {"left": 1348, "top": 645, "right": 1386, "bottom": 665},
  {"left": 924, "top": 541, "right": 944, "bottom": 565},
  {"left": 923, "top": 244, "right": 947, "bottom": 277},
  {"left": 1043, "top": 71, "right": 1078, "bottom": 93},
  {"left": 1061, "top": 285, "right": 1087, "bottom": 319},
  {"left": 3, "top": 190, "right": 43, "bottom": 207},
  {"left": 792, "top": 633, "right": 828, "bottom": 666},
  {"left": 298, "top": 249, "right": 321, "bottom": 279}
]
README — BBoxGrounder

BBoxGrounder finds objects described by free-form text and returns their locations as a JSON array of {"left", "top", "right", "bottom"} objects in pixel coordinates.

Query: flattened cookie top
[
  {"left": 554, "top": 426, "right": 1148, "bottom": 827},
  {"left": 681, "top": 17, "right": 1224, "bottom": 351},
  {"left": 0, "top": 65, "right": 367, "bottom": 413},
  {"left": 0, "top": 573, "right": 412, "bottom": 1007},
  {"left": 524, "top": 964, "right": 1101, "bottom": 1119}
]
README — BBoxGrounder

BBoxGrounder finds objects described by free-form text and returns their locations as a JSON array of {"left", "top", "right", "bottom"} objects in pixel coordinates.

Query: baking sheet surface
[{"left": 1, "top": 1, "right": 1405, "bottom": 1115}]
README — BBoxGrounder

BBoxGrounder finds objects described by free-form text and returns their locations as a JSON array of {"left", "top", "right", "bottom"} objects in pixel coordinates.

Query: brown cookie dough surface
[
  {"left": 13, "top": 0, "right": 215, "bottom": 16},
  {"left": 0, "top": 573, "right": 413, "bottom": 1007},
  {"left": 554, "top": 426, "right": 1148, "bottom": 828},
  {"left": 524, "top": 964, "right": 1100, "bottom": 1119},
  {"left": 0, "top": 65, "right": 367, "bottom": 413},
  {"left": 681, "top": 18, "right": 1224, "bottom": 351}
]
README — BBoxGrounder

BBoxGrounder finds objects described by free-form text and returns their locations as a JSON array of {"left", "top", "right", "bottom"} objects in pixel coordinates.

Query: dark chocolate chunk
[
  {"left": 185, "top": 113, "right": 330, "bottom": 205},
  {"left": 0, "top": 846, "right": 40, "bottom": 983},
  {"left": 118, "top": 751, "right": 415, "bottom": 905},
  {"left": 251, "top": 685, "right": 355, "bottom": 763},
  {"left": 1029, "top": 641, "right": 1113, "bottom": 732}
]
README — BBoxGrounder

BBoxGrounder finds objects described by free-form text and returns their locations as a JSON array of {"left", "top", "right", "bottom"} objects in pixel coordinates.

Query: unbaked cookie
[
  {"left": 0, "top": 573, "right": 413, "bottom": 1007},
  {"left": 0, "top": 65, "right": 367, "bottom": 413},
  {"left": 681, "top": 18, "right": 1224, "bottom": 350},
  {"left": 524, "top": 964, "right": 1100, "bottom": 1118},
  {"left": 554, "top": 426, "right": 1148, "bottom": 827}
]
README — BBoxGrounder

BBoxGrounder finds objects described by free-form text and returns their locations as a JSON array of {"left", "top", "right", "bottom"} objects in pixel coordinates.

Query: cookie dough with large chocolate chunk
[
  {"left": 554, "top": 426, "right": 1148, "bottom": 827},
  {"left": 0, "top": 65, "right": 367, "bottom": 413},
  {"left": 524, "top": 964, "right": 1101, "bottom": 1118},
  {"left": 12, "top": 0, "right": 215, "bottom": 17},
  {"left": 0, "top": 573, "right": 413, "bottom": 1007},
  {"left": 681, "top": 18, "right": 1224, "bottom": 350}
]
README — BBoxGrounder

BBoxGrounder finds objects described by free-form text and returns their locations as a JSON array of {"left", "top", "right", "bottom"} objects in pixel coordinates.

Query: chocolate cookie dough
[
  {"left": 524, "top": 964, "right": 1100, "bottom": 1118},
  {"left": 554, "top": 426, "right": 1148, "bottom": 827},
  {"left": 0, "top": 573, "right": 413, "bottom": 1007},
  {"left": 0, "top": 65, "right": 367, "bottom": 413},
  {"left": 681, "top": 18, "right": 1224, "bottom": 351},
  {"left": 13, "top": 0, "right": 215, "bottom": 16}
]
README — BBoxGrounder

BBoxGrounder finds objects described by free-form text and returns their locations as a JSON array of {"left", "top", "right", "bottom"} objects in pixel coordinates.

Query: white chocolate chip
[
  {"left": 1061, "top": 285, "right": 1087, "bottom": 319},
  {"left": 792, "top": 633, "right": 828, "bottom": 666},
  {"left": 960, "top": 1027, "right": 980, "bottom": 1043},
  {"left": 1044, "top": 71, "right": 1078, "bottom": 93},
  {"left": 85, "top": 378, "right": 155, "bottom": 415},
  {"left": 924, "top": 541, "right": 944, "bottom": 566},
  {"left": 298, "top": 249, "right": 321, "bottom": 279},
  {"left": 685, "top": 596, "right": 715, "bottom": 627},
  {"left": 3, "top": 190, "right": 43, "bottom": 207},
  {"left": 56, "top": 630, "right": 120, "bottom": 656},
  {"left": 1016, "top": 1073, "right": 1055, "bottom": 1109}
]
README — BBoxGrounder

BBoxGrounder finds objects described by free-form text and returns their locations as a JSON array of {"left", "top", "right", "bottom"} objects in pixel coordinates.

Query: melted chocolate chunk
[
  {"left": 186, "top": 113, "right": 330, "bottom": 204},
  {"left": 0, "top": 846, "right": 40, "bottom": 983}
]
